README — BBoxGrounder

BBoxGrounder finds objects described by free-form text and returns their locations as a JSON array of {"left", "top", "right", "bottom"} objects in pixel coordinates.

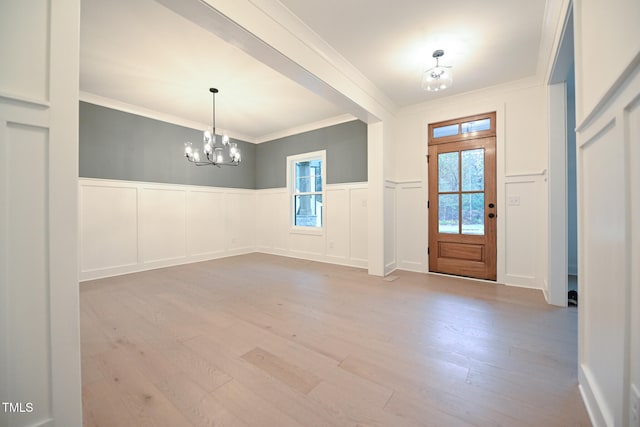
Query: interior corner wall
[
  {"left": 391, "top": 82, "right": 549, "bottom": 290},
  {"left": 78, "top": 108, "right": 370, "bottom": 280},
  {"left": 254, "top": 119, "right": 369, "bottom": 269},
  {"left": 254, "top": 119, "right": 367, "bottom": 188}
]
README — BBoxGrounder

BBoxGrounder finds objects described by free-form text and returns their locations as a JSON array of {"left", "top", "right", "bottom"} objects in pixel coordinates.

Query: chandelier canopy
[
  {"left": 184, "top": 88, "right": 241, "bottom": 167},
  {"left": 422, "top": 49, "right": 453, "bottom": 92}
]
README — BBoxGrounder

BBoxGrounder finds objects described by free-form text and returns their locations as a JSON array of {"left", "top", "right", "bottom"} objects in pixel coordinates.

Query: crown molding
[
  {"left": 80, "top": 92, "right": 358, "bottom": 144},
  {"left": 397, "top": 75, "right": 543, "bottom": 117},
  {"left": 255, "top": 114, "right": 357, "bottom": 144},
  {"left": 79, "top": 91, "right": 259, "bottom": 143}
]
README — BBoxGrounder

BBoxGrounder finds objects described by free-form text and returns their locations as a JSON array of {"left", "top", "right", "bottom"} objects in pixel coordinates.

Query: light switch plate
[{"left": 507, "top": 195, "right": 520, "bottom": 206}]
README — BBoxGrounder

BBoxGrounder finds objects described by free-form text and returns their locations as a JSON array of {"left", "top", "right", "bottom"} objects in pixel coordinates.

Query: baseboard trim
[
  {"left": 256, "top": 248, "right": 367, "bottom": 270},
  {"left": 579, "top": 364, "right": 610, "bottom": 427},
  {"left": 80, "top": 248, "right": 254, "bottom": 282}
]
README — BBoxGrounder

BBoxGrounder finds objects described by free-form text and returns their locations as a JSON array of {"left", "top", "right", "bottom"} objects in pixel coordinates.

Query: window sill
[{"left": 289, "top": 227, "right": 324, "bottom": 236}]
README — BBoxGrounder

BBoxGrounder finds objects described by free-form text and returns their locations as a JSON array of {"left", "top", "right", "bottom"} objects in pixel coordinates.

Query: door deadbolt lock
[{"left": 488, "top": 203, "right": 495, "bottom": 208}]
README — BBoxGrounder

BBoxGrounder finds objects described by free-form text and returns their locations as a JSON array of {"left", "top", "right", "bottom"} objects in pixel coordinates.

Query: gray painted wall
[
  {"left": 79, "top": 102, "right": 256, "bottom": 189},
  {"left": 80, "top": 102, "right": 367, "bottom": 190},
  {"left": 255, "top": 120, "right": 367, "bottom": 189}
]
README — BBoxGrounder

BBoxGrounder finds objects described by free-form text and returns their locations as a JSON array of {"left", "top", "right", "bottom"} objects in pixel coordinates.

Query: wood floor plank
[
  {"left": 223, "top": 300, "right": 353, "bottom": 362},
  {"left": 209, "top": 314, "right": 395, "bottom": 408},
  {"left": 184, "top": 334, "right": 344, "bottom": 427},
  {"left": 384, "top": 390, "right": 475, "bottom": 427},
  {"left": 80, "top": 253, "right": 591, "bottom": 426},
  {"left": 307, "top": 380, "right": 420, "bottom": 427},
  {"left": 211, "top": 380, "right": 303, "bottom": 427},
  {"left": 339, "top": 353, "right": 469, "bottom": 396},
  {"left": 241, "top": 347, "right": 321, "bottom": 394},
  {"left": 155, "top": 373, "right": 248, "bottom": 427},
  {"left": 92, "top": 347, "right": 192, "bottom": 426},
  {"left": 82, "top": 379, "right": 137, "bottom": 427}
]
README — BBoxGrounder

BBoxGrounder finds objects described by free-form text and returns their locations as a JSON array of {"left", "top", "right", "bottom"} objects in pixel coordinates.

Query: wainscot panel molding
[
  {"left": 80, "top": 179, "right": 367, "bottom": 281},
  {"left": 394, "top": 175, "right": 547, "bottom": 290},
  {"left": 79, "top": 178, "right": 256, "bottom": 281},
  {"left": 255, "top": 182, "right": 368, "bottom": 269},
  {"left": 503, "top": 172, "right": 548, "bottom": 289},
  {"left": 396, "top": 180, "right": 427, "bottom": 273},
  {"left": 384, "top": 180, "right": 397, "bottom": 275},
  {"left": 574, "top": 53, "right": 639, "bottom": 427},
  {"left": 1, "top": 1, "right": 83, "bottom": 425}
]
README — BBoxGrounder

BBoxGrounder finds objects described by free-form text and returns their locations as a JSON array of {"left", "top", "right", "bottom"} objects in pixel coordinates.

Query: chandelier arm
[
  {"left": 192, "top": 159, "right": 240, "bottom": 167},
  {"left": 212, "top": 89, "right": 216, "bottom": 137}
]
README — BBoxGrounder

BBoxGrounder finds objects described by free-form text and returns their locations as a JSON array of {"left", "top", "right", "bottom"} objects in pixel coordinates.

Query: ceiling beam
[{"left": 154, "top": 0, "right": 398, "bottom": 123}]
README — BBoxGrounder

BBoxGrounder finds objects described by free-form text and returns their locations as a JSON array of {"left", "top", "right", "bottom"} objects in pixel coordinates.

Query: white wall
[
  {"left": 255, "top": 183, "right": 369, "bottom": 268},
  {"left": 572, "top": 0, "right": 640, "bottom": 424},
  {"left": 547, "top": 82, "right": 568, "bottom": 306},
  {"left": 574, "top": 0, "right": 640, "bottom": 124},
  {"left": 0, "top": 1, "right": 82, "bottom": 426},
  {"left": 566, "top": 74, "right": 578, "bottom": 276},
  {"left": 367, "top": 121, "right": 386, "bottom": 275},
  {"left": 392, "top": 81, "right": 549, "bottom": 289},
  {"left": 80, "top": 179, "right": 368, "bottom": 281},
  {"left": 79, "top": 178, "right": 256, "bottom": 281}
]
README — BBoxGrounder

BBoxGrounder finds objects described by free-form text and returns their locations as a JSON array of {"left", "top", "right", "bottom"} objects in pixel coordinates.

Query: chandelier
[
  {"left": 422, "top": 49, "right": 453, "bottom": 92},
  {"left": 184, "top": 88, "right": 241, "bottom": 166}
]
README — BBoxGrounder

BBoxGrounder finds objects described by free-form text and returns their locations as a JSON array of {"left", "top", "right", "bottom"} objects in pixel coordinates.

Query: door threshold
[{"left": 427, "top": 271, "right": 502, "bottom": 285}]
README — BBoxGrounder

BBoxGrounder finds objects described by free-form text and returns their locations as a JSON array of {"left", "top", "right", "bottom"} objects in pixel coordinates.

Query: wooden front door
[{"left": 428, "top": 113, "right": 497, "bottom": 280}]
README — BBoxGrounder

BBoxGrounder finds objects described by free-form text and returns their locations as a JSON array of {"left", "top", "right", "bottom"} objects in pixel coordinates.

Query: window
[
  {"left": 432, "top": 123, "right": 459, "bottom": 139},
  {"left": 429, "top": 113, "right": 495, "bottom": 145},
  {"left": 287, "top": 150, "right": 326, "bottom": 232}
]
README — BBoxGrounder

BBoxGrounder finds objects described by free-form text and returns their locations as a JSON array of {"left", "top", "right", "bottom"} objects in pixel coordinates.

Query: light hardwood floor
[{"left": 80, "top": 253, "right": 591, "bottom": 426}]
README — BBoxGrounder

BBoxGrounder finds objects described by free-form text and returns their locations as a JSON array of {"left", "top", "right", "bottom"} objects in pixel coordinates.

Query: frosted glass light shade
[{"left": 422, "top": 67, "right": 453, "bottom": 92}]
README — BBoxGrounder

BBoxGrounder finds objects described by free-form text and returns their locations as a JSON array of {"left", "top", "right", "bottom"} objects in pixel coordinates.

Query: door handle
[{"left": 488, "top": 213, "right": 496, "bottom": 219}]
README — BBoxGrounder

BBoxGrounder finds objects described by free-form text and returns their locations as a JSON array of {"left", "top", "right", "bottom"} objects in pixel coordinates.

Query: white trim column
[
  {"left": 547, "top": 82, "right": 569, "bottom": 306},
  {"left": 0, "top": 0, "right": 82, "bottom": 425},
  {"left": 368, "top": 122, "right": 385, "bottom": 276}
]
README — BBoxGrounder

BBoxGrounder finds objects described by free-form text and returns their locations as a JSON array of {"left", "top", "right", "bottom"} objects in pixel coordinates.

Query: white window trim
[{"left": 286, "top": 150, "right": 326, "bottom": 235}]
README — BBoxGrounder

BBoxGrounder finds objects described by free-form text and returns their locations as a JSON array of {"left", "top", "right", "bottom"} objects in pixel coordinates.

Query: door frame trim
[{"left": 422, "top": 104, "right": 506, "bottom": 284}]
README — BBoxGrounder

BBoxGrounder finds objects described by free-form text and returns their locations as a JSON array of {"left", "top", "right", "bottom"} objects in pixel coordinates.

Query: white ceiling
[
  {"left": 279, "top": 0, "right": 547, "bottom": 107},
  {"left": 80, "top": 0, "right": 549, "bottom": 141}
]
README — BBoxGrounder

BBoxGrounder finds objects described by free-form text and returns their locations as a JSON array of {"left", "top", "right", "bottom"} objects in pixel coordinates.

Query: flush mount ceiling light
[
  {"left": 422, "top": 49, "right": 453, "bottom": 92},
  {"left": 184, "top": 88, "right": 241, "bottom": 167}
]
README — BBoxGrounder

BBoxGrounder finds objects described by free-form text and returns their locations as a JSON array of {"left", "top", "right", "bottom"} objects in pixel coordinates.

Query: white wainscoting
[
  {"left": 575, "top": 58, "right": 639, "bottom": 427},
  {"left": 1, "top": 2, "right": 83, "bottom": 425},
  {"left": 384, "top": 181, "right": 397, "bottom": 275},
  {"left": 1, "top": 113, "right": 54, "bottom": 427},
  {"left": 255, "top": 182, "right": 368, "bottom": 268},
  {"left": 80, "top": 179, "right": 367, "bottom": 280},
  {"left": 394, "top": 176, "right": 547, "bottom": 289},
  {"left": 79, "top": 178, "right": 256, "bottom": 281},
  {"left": 396, "top": 180, "right": 427, "bottom": 272},
  {"left": 503, "top": 172, "right": 548, "bottom": 288}
]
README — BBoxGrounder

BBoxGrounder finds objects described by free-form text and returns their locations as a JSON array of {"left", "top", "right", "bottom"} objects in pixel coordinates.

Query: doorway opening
[{"left": 548, "top": 7, "right": 577, "bottom": 306}]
